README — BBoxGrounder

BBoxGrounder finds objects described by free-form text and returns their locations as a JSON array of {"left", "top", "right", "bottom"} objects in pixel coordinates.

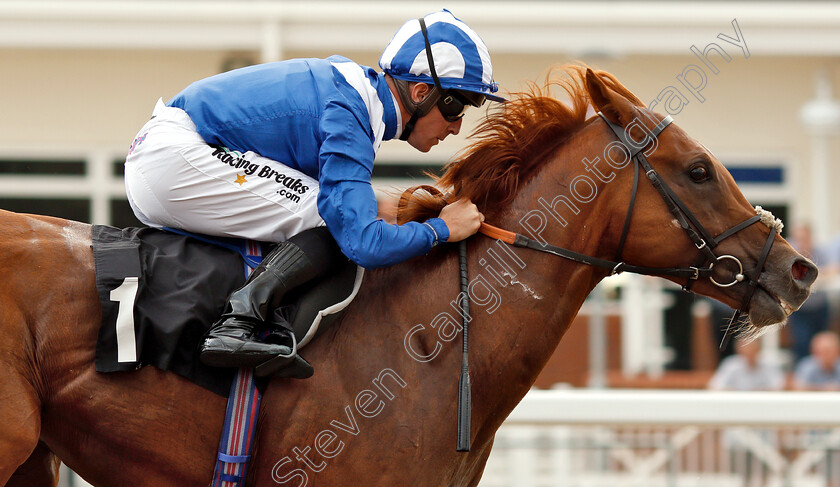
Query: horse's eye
[{"left": 690, "top": 166, "right": 709, "bottom": 182}]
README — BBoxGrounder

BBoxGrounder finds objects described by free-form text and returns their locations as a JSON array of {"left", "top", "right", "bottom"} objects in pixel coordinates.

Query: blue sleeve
[
  {"left": 316, "top": 102, "right": 450, "bottom": 269},
  {"left": 793, "top": 358, "right": 814, "bottom": 385}
]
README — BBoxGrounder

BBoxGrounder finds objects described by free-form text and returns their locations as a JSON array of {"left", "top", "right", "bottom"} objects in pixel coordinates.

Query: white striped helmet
[{"left": 379, "top": 9, "right": 504, "bottom": 102}]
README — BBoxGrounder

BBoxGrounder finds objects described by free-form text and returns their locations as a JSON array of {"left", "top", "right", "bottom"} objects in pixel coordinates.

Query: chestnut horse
[{"left": 1, "top": 67, "right": 816, "bottom": 486}]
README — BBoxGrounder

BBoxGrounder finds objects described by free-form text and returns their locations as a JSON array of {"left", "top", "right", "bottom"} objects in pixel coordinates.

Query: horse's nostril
[{"left": 791, "top": 259, "right": 816, "bottom": 283}]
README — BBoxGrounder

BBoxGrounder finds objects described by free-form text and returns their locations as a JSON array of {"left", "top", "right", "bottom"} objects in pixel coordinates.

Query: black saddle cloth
[{"left": 92, "top": 225, "right": 358, "bottom": 396}]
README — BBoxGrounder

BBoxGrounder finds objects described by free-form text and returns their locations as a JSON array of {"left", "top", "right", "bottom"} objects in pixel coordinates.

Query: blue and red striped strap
[{"left": 211, "top": 239, "right": 263, "bottom": 487}]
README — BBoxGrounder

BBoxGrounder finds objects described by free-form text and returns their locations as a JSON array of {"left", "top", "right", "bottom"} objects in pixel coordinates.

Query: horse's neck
[
  {"left": 461, "top": 184, "right": 610, "bottom": 429},
  {"left": 337, "top": 151, "right": 614, "bottom": 442}
]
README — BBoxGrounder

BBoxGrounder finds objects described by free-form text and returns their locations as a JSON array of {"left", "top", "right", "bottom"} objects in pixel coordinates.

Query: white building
[{"left": 2, "top": 1, "right": 838, "bottom": 240}]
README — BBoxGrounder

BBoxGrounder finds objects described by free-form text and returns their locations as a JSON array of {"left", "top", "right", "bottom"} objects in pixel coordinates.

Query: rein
[{"left": 478, "top": 222, "right": 714, "bottom": 280}]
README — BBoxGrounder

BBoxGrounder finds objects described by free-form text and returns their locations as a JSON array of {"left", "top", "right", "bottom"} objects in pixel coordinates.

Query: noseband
[{"left": 480, "top": 111, "right": 779, "bottom": 339}]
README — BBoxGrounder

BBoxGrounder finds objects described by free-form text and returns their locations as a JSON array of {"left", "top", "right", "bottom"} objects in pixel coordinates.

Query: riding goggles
[{"left": 438, "top": 89, "right": 486, "bottom": 122}]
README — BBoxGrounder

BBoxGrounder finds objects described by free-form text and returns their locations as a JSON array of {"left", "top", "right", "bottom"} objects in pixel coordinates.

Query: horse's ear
[{"left": 585, "top": 68, "right": 637, "bottom": 126}]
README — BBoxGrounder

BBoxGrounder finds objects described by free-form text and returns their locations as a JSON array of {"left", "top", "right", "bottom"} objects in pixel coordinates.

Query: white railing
[{"left": 479, "top": 390, "right": 840, "bottom": 487}]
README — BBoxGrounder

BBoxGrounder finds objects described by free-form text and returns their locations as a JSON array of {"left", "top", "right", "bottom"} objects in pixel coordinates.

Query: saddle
[{"left": 91, "top": 225, "right": 362, "bottom": 396}]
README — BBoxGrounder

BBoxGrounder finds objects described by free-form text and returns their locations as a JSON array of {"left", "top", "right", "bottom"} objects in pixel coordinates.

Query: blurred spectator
[
  {"left": 821, "top": 228, "right": 840, "bottom": 279},
  {"left": 708, "top": 337, "right": 785, "bottom": 391},
  {"left": 793, "top": 331, "right": 840, "bottom": 391},
  {"left": 787, "top": 223, "right": 830, "bottom": 364},
  {"left": 709, "top": 338, "right": 784, "bottom": 454}
]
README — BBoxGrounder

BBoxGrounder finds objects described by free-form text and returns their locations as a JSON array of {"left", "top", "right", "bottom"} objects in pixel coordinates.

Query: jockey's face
[{"left": 407, "top": 105, "right": 463, "bottom": 153}]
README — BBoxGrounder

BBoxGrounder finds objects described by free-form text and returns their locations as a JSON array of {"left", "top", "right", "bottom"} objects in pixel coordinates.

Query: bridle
[
  {"left": 478, "top": 111, "right": 779, "bottom": 336},
  {"left": 413, "top": 110, "right": 781, "bottom": 453}
]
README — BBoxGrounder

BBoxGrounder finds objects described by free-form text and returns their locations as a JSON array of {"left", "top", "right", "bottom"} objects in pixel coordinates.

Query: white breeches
[{"left": 124, "top": 99, "right": 324, "bottom": 242}]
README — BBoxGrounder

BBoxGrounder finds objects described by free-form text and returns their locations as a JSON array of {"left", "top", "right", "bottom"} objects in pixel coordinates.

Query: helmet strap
[
  {"left": 418, "top": 17, "right": 444, "bottom": 93},
  {"left": 396, "top": 17, "right": 445, "bottom": 142},
  {"left": 400, "top": 110, "right": 421, "bottom": 141},
  {"left": 393, "top": 78, "right": 439, "bottom": 141}
]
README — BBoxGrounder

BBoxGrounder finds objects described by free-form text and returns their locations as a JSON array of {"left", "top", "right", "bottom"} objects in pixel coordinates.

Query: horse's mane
[{"left": 397, "top": 64, "right": 642, "bottom": 224}]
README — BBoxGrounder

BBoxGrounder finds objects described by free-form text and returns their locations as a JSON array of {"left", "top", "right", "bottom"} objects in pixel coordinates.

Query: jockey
[{"left": 123, "top": 9, "right": 504, "bottom": 375}]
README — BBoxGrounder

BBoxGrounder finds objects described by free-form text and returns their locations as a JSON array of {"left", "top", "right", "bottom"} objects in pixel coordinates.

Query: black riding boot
[{"left": 200, "top": 227, "right": 343, "bottom": 369}]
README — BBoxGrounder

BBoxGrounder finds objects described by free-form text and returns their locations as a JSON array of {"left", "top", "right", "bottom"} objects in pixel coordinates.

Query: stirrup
[
  {"left": 255, "top": 353, "right": 314, "bottom": 379},
  {"left": 253, "top": 329, "right": 305, "bottom": 377}
]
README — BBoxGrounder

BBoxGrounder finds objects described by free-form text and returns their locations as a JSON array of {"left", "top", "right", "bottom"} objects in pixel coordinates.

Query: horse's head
[
  {"left": 397, "top": 65, "right": 816, "bottom": 333},
  {"left": 584, "top": 68, "right": 817, "bottom": 330}
]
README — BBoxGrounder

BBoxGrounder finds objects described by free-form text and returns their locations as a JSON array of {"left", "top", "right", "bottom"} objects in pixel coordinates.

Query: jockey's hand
[{"left": 439, "top": 198, "right": 484, "bottom": 242}]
